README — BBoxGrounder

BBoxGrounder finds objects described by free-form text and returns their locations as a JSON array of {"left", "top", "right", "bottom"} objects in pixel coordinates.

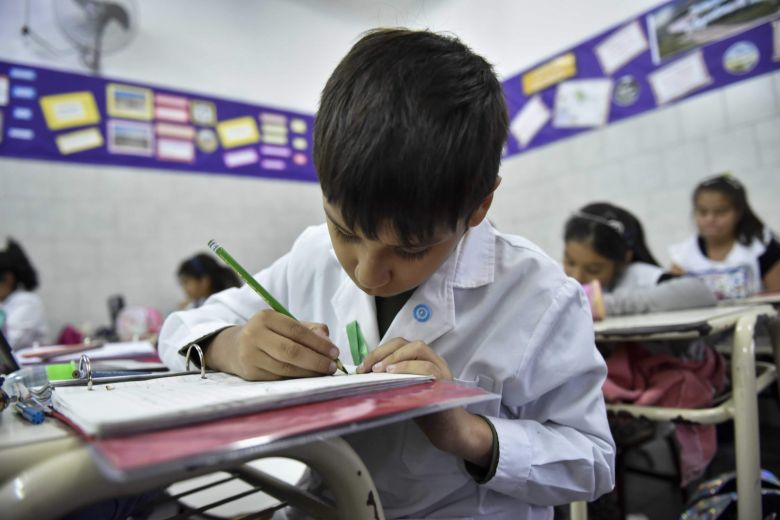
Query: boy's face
[{"left": 323, "top": 200, "right": 468, "bottom": 298}]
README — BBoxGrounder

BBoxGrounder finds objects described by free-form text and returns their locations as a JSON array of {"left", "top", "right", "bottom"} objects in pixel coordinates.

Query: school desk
[
  {"left": 594, "top": 304, "right": 778, "bottom": 520},
  {"left": 0, "top": 379, "right": 493, "bottom": 519}
]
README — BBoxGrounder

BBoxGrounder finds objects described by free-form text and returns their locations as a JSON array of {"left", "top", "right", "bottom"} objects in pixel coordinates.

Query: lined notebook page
[{"left": 52, "top": 370, "right": 431, "bottom": 437}]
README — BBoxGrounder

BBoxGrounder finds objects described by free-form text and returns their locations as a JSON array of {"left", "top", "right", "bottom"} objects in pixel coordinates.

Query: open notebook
[{"left": 52, "top": 369, "right": 432, "bottom": 438}]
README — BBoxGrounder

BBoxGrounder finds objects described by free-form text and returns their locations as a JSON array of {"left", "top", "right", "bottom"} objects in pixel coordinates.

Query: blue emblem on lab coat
[{"left": 413, "top": 304, "right": 431, "bottom": 322}]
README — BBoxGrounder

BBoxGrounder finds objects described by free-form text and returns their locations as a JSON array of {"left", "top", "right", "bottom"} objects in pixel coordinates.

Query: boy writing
[{"left": 159, "top": 28, "right": 615, "bottom": 518}]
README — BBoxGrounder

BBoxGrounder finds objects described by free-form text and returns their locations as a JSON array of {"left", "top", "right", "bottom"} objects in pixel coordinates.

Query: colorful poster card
[
  {"left": 595, "top": 21, "right": 648, "bottom": 75},
  {"left": 107, "top": 83, "right": 153, "bottom": 121},
  {"left": 108, "top": 120, "right": 154, "bottom": 156},
  {"left": 13, "top": 107, "right": 33, "bottom": 120},
  {"left": 522, "top": 53, "right": 577, "bottom": 95},
  {"left": 196, "top": 128, "right": 218, "bottom": 153},
  {"left": 157, "top": 138, "right": 195, "bottom": 162},
  {"left": 647, "top": 0, "right": 780, "bottom": 63},
  {"left": 217, "top": 116, "right": 260, "bottom": 148},
  {"left": 259, "top": 112, "right": 287, "bottom": 125},
  {"left": 648, "top": 51, "right": 712, "bottom": 104},
  {"left": 223, "top": 147, "right": 259, "bottom": 168},
  {"left": 9, "top": 67, "right": 36, "bottom": 81},
  {"left": 56, "top": 127, "right": 104, "bottom": 155},
  {"left": 0, "top": 75, "right": 8, "bottom": 106},
  {"left": 553, "top": 79, "right": 613, "bottom": 128},
  {"left": 774, "top": 20, "right": 780, "bottom": 60},
  {"left": 289, "top": 118, "right": 307, "bottom": 133},
  {"left": 291, "top": 137, "right": 308, "bottom": 150},
  {"left": 155, "top": 105, "right": 189, "bottom": 123},
  {"left": 191, "top": 100, "right": 217, "bottom": 126},
  {"left": 156, "top": 123, "right": 195, "bottom": 140},
  {"left": 11, "top": 86, "right": 36, "bottom": 99},
  {"left": 40, "top": 91, "right": 100, "bottom": 130},
  {"left": 261, "top": 158, "right": 286, "bottom": 170},
  {"left": 261, "top": 144, "right": 292, "bottom": 158},
  {"left": 8, "top": 127, "right": 34, "bottom": 140}
]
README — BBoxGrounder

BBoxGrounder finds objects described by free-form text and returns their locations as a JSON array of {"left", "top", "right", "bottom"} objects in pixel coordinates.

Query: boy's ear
[{"left": 467, "top": 177, "right": 501, "bottom": 228}]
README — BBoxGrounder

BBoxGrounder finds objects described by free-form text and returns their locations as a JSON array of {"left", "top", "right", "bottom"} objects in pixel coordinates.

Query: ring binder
[
  {"left": 185, "top": 343, "right": 207, "bottom": 379},
  {"left": 77, "top": 354, "right": 94, "bottom": 391}
]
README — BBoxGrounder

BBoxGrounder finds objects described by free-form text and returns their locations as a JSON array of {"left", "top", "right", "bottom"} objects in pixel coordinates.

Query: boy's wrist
[{"left": 203, "top": 325, "right": 241, "bottom": 374}]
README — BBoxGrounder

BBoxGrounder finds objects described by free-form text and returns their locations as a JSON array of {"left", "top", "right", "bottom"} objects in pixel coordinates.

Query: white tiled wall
[{"left": 492, "top": 70, "right": 780, "bottom": 268}]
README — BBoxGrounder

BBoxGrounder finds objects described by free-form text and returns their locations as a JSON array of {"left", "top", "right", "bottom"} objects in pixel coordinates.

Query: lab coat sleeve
[
  {"left": 604, "top": 276, "right": 716, "bottom": 316},
  {"left": 483, "top": 280, "right": 616, "bottom": 505},
  {"left": 158, "top": 246, "right": 298, "bottom": 372}
]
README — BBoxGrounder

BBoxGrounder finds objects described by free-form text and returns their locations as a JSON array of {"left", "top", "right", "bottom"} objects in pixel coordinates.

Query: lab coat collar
[{"left": 329, "top": 219, "right": 495, "bottom": 348}]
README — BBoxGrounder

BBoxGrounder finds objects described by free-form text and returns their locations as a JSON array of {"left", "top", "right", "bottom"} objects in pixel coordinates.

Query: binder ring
[
  {"left": 78, "top": 354, "right": 94, "bottom": 391},
  {"left": 185, "top": 343, "right": 207, "bottom": 379}
]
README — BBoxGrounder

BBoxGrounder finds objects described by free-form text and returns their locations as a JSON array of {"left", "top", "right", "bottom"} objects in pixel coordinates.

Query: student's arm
[
  {"left": 362, "top": 280, "right": 616, "bottom": 503},
  {"left": 158, "top": 227, "right": 338, "bottom": 376},
  {"left": 357, "top": 338, "right": 494, "bottom": 469},
  {"left": 669, "top": 263, "right": 686, "bottom": 275},
  {"left": 759, "top": 237, "right": 780, "bottom": 292},
  {"left": 202, "top": 312, "right": 337, "bottom": 380},
  {"left": 603, "top": 276, "right": 716, "bottom": 316},
  {"left": 763, "top": 262, "right": 780, "bottom": 292},
  {"left": 481, "top": 280, "right": 616, "bottom": 504}
]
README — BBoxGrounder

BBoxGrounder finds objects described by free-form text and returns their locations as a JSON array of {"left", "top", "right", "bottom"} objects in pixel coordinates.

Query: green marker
[{"left": 208, "top": 239, "right": 348, "bottom": 375}]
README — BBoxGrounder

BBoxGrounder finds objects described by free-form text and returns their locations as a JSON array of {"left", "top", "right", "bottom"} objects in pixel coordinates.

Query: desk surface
[
  {"left": 2, "top": 379, "right": 492, "bottom": 486},
  {"left": 594, "top": 304, "right": 776, "bottom": 341}
]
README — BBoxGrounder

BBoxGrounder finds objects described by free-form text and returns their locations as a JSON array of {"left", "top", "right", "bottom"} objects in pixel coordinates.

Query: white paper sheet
[
  {"left": 509, "top": 95, "right": 550, "bottom": 147},
  {"left": 595, "top": 21, "right": 648, "bottom": 75},
  {"left": 648, "top": 51, "right": 712, "bottom": 105},
  {"left": 553, "top": 79, "right": 613, "bottom": 128}
]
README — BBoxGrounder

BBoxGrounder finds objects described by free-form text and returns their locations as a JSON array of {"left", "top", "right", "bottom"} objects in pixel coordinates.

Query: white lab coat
[
  {"left": 0, "top": 289, "right": 49, "bottom": 350},
  {"left": 159, "top": 221, "right": 616, "bottom": 519}
]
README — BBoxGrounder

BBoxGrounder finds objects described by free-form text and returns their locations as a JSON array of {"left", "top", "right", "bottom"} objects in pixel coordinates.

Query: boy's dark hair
[
  {"left": 564, "top": 203, "right": 659, "bottom": 267},
  {"left": 0, "top": 239, "right": 39, "bottom": 291},
  {"left": 178, "top": 253, "right": 240, "bottom": 293},
  {"left": 693, "top": 174, "right": 766, "bottom": 246},
  {"left": 314, "top": 28, "right": 509, "bottom": 244}
]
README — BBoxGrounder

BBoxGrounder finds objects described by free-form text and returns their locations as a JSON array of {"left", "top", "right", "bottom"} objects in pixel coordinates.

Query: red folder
[{"left": 77, "top": 380, "right": 494, "bottom": 482}]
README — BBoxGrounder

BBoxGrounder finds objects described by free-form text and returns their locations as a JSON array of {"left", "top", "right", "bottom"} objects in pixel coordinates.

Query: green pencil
[{"left": 208, "top": 239, "right": 348, "bottom": 375}]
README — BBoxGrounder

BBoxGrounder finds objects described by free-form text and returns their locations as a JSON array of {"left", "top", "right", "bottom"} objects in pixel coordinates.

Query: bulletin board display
[
  {"left": 503, "top": 0, "right": 780, "bottom": 157},
  {"left": 0, "top": 60, "right": 317, "bottom": 183}
]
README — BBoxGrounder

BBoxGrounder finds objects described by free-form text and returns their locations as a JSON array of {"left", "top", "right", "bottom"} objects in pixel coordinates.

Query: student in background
[
  {"left": 564, "top": 203, "right": 723, "bottom": 492},
  {"left": 563, "top": 202, "right": 716, "bottom": 319},
  {"left": 160, "top": 28, "right": 615, "bottom": 518},
  {"left": 0, "top": 238, "right": 49, "bottom": 350},
  {"left": 669, "top": 173, "right": 780, "bottom": 296},
  {"left": 177, "top": 252, "right": 240, "bottom": 309}
]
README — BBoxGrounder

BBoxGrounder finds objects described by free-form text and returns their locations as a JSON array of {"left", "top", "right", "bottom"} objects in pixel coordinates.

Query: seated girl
[
  {"left": 669, "top": 173, "right": 780, "bottom": 298},
  {"left": 177, "top": 252, "right": 240, "bottom": 309},
  {"left": 0, "top": 239, "right": 49, "bottom": 350},
  {"left": 563, "top": 202, "right": 716, "bottom": 319}
]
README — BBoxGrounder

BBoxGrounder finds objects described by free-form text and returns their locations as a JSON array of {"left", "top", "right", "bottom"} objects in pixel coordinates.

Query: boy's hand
[
  {"left": 204, "top": 310, "right": 339, "bottom": 380},
  {"left": 354, "top": 337, "right": 452, "bottom": 380},
  {"left": 356, "top": 337, "right": 493, "bottom": 468}
]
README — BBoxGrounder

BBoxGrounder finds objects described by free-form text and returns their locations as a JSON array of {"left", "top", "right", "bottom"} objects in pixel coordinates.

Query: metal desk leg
[
  {"left": 0, "top": 445, "right": 179, "bottom": 520},
  {"left": 767, "top": 315, "right": 780, "bottom": 396},
  {"left": 266, "top": 436, "right": 385, "bottom": 520},
  {"left": 732, "top": 313, "right": 762, "bottom": 520},
  {"left": 569, "top": 500, "right": 588, "bottom": 520}
]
